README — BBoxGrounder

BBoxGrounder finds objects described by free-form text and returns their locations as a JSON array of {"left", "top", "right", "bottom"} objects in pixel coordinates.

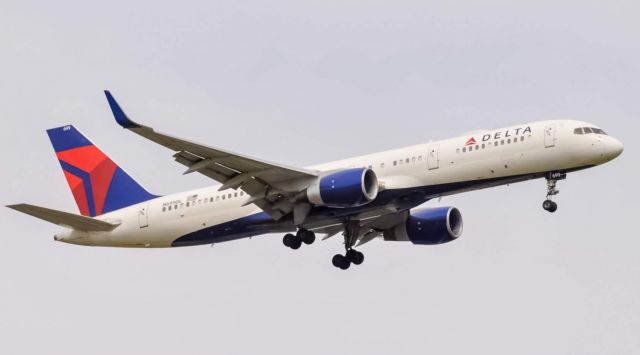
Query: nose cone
[{"left": 604, "top": 138, "right": 624, "bottom": 161}]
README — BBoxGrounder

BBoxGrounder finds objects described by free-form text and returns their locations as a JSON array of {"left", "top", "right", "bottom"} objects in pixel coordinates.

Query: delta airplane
[{"left": 8, "top": 91, "right": 624, "bottom": 269}]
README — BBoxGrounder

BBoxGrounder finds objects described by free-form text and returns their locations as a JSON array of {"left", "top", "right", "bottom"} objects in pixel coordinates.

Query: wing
[
  {"left": 104, "top": 91, "right": 318, "bottom": 220},
  {"left": 7, "top": 204, "right": 120, "bottom": 232}
]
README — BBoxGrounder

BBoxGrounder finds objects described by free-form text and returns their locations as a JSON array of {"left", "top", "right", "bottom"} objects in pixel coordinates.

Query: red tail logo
[{"left": 465, "top": 137, "right": 477, "bottom": 146}]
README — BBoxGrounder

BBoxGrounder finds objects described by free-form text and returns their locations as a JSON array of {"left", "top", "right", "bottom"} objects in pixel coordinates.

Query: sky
[{"left": 1, "top": 1, "right": 638, "bottom": 354}]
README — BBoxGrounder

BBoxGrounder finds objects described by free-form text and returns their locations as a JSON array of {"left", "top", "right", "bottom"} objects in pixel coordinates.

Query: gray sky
[{"left": 1, "top": 1, "right": 638, "bottom": 354}]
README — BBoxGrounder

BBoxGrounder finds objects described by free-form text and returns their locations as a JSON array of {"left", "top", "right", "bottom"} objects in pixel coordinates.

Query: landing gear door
[
  {"left": 138, "top": 203, "right": 149, "bottom": 228},
  {"left": 544, "top": 124, "right": 556, "bottom": 148},
  {"left": 427, "top": 144, "right": 440, "bottom": 170}
]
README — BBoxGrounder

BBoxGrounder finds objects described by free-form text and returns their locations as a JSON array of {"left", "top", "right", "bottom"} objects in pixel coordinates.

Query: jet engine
[
  {"left": 307, "top": 168, "right": 379, "bottom": 208},
  {"left": 384, "top": 207, "right": 463, "bottom": 245}
]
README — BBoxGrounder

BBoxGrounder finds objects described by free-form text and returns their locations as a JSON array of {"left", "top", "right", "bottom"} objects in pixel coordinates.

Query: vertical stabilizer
[{"left": 46, "top": 125, "right": 156, "bottom": 216}]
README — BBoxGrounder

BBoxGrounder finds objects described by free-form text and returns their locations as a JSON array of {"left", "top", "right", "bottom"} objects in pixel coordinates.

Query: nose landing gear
[{"left": 543, "top": 172, "right": 566, "bottom": 213}]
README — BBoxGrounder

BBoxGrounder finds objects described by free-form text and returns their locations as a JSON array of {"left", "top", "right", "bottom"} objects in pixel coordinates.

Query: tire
[
  {"left": 302, "top": 230, "right": 316, "bottom": 245},
  {"left": 290, "top": 238, "right": 302, "bottom": 250},
  {"left": 282, "top": 234, "right": 295, "bottom": 247},
  {"left": 548, "top": 201, "right": 558, "bottom": 213},
  {"left": 542, "top": 200, "right": 553, "bottom": 211},
  {"left": 332, "top": 254, "right": 350, "bottom": 269},
  {"left": 352, "top": 251, "right": 364, "bottom": 266}
]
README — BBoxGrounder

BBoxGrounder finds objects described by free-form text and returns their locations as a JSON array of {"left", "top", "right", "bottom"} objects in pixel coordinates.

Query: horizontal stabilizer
[{"left": 7, "top": 204, "right": 120, "bottom": 232}]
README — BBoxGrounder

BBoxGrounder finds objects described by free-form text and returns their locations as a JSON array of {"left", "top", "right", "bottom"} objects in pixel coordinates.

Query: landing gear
[
  {"left": 543, "top": 172, "right": 566, "bottom": 213},
  {"left": 542, "top": 199, "right": 558, "bottom": 213},
  {"left": 332, "top": 220, "right": 365, "bottom": 270},
  {"left": 282, "top": 229, "right": 315, "bottom": 250}
]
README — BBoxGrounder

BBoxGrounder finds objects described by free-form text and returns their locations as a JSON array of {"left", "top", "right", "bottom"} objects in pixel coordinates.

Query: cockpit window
[{"left": 575, "top": 127, "right": 608, "bottom": 135}]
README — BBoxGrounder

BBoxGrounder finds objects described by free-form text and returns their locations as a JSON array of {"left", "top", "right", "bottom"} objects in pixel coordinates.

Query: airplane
[{"left": 7, "top": 91, "right": 624, "bottom": 270}]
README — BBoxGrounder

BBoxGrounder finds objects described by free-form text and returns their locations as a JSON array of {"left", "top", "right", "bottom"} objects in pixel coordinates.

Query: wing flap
[{"left": 7, "top": 204, "right": 120, "bottom": 232}]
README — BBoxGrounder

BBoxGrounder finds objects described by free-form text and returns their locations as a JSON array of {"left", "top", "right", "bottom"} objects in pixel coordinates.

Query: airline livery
[{"left": 8, "top": 91, "right": 624, "bottom": 269}]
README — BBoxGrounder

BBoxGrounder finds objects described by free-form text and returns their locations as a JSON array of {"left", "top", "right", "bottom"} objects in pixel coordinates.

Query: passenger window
[
  {"left": 162, "top": 207, "right": 166, "bottom": 212},
  {"left": 574, "top": 128, "right": 584, "bottom": 135},
  {"left": 381, "top": 162, "right": 385, "bottom": 168},
  {"left": 418, "top": 156, "right": 423, "bottom": 161},
  {"left": 174, "top": 205, "right": 178, "bottom": 210},
  {"left": 475, "top": 145, "right": 479, "bottom": 150},
  {"left": 393, "top": 161, "right": 397, "bottom": 166},
  {"left": 583, "top": 127, "right": 593, "bottom": 134},
  {"left": 222, "top": 195, "right": 225, "bottom": 200},
  {"left": 456, "top": 148, "right": 460, "bottom": 154},
  {"left": 216, "top": 196, "right": 220, "bottom": 201},
  {"left": 462, "top": 147, "right": 466, "bottom": 153},
  {"left": 405, "top": 158, "right": 410, "bottom": 164},
  {"left": 234, "top": 192, "right": 238, "bottom": 197},
  {"left": 507, "top": 139, "right": 511, "bottom": 144},
  {"left": 412, "top": 157, "right": 416, "bottom": 162},
  {"left": 168, "top": 206, "right": 172, "bottom": 211},
  {"left": 481, "top": 144, "right": 485, "bottom": 149},
  {"left": 494, "top": 141, "right": 498, "bottom": 147},
  {"left": 501, "top": 140, "right": 505, "bottom": 145},
  {"left": 520, "top": 136, "right": 524, "bottom": 142},
  {"left": 186, "top": 202, "right": 190, "bottom": 207},
  {"left": 228, "top": 194, "right": 232, "bottom": 199}
]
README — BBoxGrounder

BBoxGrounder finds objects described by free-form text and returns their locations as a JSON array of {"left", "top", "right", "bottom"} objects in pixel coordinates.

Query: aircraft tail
[{"left": 46, "top": 125, "right": 157, "bottom": 217}]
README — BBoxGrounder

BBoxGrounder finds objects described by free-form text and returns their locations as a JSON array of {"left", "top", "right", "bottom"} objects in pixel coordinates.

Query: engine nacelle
[
  {"left": 384, "top": 207, "right": 463, "bottom": 245},
  {"left": 307, "top": 168, "right": 379, "bottom": 208}
]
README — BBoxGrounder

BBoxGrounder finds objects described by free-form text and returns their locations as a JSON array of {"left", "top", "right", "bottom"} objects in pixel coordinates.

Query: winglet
[{"left": 104, "top": 90, "right": 142, "bottom": 129}]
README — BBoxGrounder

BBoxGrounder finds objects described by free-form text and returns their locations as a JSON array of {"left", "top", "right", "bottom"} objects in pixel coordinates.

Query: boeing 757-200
[{"left": 7, "top": 91, "right": 624, "bottom": 269}]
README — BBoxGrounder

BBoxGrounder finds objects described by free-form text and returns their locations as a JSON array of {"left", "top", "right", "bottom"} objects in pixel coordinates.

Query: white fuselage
[{"left": 55, "top": 119, "right": 623, "bottom": 248}]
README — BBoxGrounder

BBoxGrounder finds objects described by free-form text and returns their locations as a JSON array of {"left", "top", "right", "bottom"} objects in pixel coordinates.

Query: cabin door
[
  {"left": 544, "top": 124, "right": 556, "bottom": 148},
  {"left": 427, "top": 144, "right": 440, "bottom": 170},
  {"left": 138, "top": 203, "right": 149, "bottom": 228}
]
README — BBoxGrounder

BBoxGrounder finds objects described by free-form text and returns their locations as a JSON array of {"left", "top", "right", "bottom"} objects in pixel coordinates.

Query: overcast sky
[{"left": 1, "top": 1, "right": 638, "bottom": 354}]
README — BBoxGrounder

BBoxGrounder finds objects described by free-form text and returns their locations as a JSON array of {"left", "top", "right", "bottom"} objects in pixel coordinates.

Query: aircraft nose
[{"left": 604, "top": 137, "right": 624, "bottom": 160}]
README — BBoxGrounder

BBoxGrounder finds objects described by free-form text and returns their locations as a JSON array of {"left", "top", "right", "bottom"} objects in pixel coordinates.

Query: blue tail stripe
[{"left": 58, "top": 160, "right": 97, "bottom": 217}]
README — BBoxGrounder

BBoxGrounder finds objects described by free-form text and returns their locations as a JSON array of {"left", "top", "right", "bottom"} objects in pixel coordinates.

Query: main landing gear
[
  {"left": 332, "top": 220, "right": 365, "bottom": 270},
  {"left": 543, "top": 172, "right": 566, "bottom": 213},
  {"left": 283, "top": 229, "right": 316, "bottom": 250}
]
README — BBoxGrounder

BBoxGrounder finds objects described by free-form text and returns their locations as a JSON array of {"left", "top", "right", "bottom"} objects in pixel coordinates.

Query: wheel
[
  {"left": 352, "top": 251, "right": 364, "bottom": 266},
  {"left": 289, "top": 237, "right": 302, "bottom": 250},
  {"left": 345, "top": 249, "right": 364, "bottom": 266},
  {"left": 332, "top": 254, "right": 350, "bottom": 270},
  {"left": 543, "top": 200, "right": 558, "bottom": 213},
  {"left": 299, "top": 230, "right": 316, "bottom": 245},
  {"left": 282, "top": 233, "right": 295, "bottom": 247}
]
